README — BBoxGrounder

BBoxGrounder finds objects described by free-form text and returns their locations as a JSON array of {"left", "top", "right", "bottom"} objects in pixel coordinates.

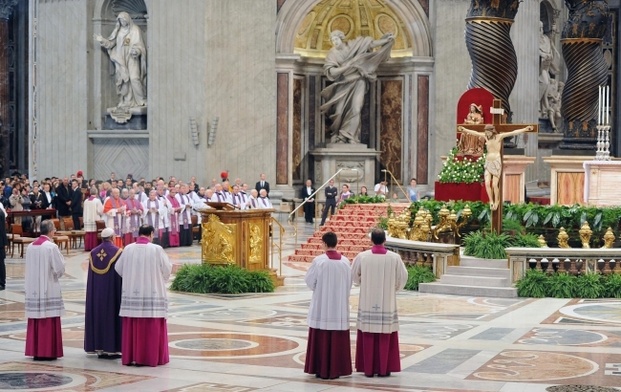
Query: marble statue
[
  {"left": 539, "top": 21, "right": 559, "bottom": 119},
  {"left": 320, "top": 30, "right": 394, "bottom": 143},
  {"left": 458, "top": 124, "right": 533, "bottom": 211},
  {"left": 546, "top": 80, "right": 564, "bottom": 132},
  {"left": 95, "top": 12, "right": 147, "bottom": 123}
]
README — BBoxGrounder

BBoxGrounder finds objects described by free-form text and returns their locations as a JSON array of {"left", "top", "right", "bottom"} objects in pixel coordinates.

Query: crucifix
[{"left": 457, "top": 99, "right": 538, "bottom": 234}]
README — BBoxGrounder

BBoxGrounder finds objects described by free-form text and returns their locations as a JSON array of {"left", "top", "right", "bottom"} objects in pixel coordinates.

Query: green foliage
[
  {"left": 341, "top": 194, "right": 386, "bottom": 206},
  {"left": 171, "top": 264, "right": 275, "bottom": 294},
  {"left": 547, "top": 273, "right": 577, "bottom": 298},
  {"left": 603, "top": 273, "right": 621, "bottom": 298},
  {"left": 516, "top": 269, "right": 548, "bottom": 298},
  {"left": 574, "top": 273, "right": 603, "bottom": 299},
  {"left": 404, "top": 265, "right": 436, "bottom": 290},
  {"left": 437, "top": 147, "right": 486, "bottom": 184},
  {"left": 462, "top": 231, "right": 510, "bottom": 259},
  {"left": 515, "top": 271, "right": 621, "bottom": 299},
  {"left": 509, "top": 233, "right": 542, "bottom": 248},
  {"left": 502, "top": 218, "right": 525, "bottom": 234}
]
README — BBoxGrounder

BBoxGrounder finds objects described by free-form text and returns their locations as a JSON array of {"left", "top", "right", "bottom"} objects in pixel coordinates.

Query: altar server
[
  {"left": 304, "top": 231, "right": 352, "bottom": 379},
  {"left": 176, "top": 184, "right": 194, "bottom": 246},
  {"left": 115, "top": 225, "right": 172, "bottom": 367},
  {"left": 142, "top": 190, "right": 167, "bottom": 246}
]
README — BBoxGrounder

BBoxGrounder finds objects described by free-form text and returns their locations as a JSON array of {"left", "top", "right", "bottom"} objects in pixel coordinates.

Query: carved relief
[
  {"left": 201, "top": 215, "right": 235, "bottom": 264},
  {"left": 248, "top": 222, "right": 263, "bottom": 264},
  {"left": 336, "top": 161, "right": 364, "bottom": 183}
]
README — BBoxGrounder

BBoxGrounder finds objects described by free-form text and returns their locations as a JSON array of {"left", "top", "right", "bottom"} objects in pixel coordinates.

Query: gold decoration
[
  {"left": 602, "top": 227, "right": 615, "bottom": 249},
  {"left": 248, "top": 223, "right": 263, "bottom": 264},
  {"left": 294, "top": 0, "right": 412, "bottom": 57},
  {"left": 89, "top": 248, "right": 123, "bottom": 275},
  {"left": 579, "top": 222, "right": 593, "bottom": 249},
  {"left": 557, "top": 227, "right": 570, "bottom": 248},
  {"left": 201, "top": 214, "right": 235, "bottom": 264},
  {"left": 538, "top": 235, "right": 548, "bottom": 248}
]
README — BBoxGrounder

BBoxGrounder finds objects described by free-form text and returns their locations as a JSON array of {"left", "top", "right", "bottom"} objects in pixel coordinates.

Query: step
[
  {"left": 436, "top": 274, "right": 510, "bottom": 288},
  {"left": 459, "top": 256, "right": 508, "bottom": 269},
  {"left": 446, "top": 266, "right": 510, "bottom": 278},
  {"left": 418, "top": 282, "right": 517, "bottom": 298}
]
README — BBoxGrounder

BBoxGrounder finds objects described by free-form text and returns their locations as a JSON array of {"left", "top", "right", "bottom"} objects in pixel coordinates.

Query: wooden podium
[{"left": 198, "top": 205, "right": 282, "bottom": 285}]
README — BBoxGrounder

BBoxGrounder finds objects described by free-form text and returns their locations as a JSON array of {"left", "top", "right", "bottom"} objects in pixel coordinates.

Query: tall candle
[
  {"left": 605, "top": 86, "right": 609, "bottom": 125},
  {"left": 598, "top": 86, "right": 602, "bottom": 125}
]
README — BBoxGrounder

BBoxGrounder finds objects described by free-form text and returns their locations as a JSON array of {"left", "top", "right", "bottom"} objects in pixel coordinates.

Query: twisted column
[
  {"left": 465, "top": 1, "right": 520, "bottom": 121},
  {"left": 559, "top": 0, "right": 610, "bottom": 150}
]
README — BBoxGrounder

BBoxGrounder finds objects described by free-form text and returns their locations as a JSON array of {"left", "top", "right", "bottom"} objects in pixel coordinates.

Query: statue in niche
[
  {"left": 546, "top": 80, "right": 564, "bottom": 132},
  {"left": 538, "top": 21, "right": 560, "bottom": 119},
  {"left": 95, "top": 12, "right": 147, "bottom": 124},
  {"left": 320, "top": 30, "right": 394, "bottom": 144}
]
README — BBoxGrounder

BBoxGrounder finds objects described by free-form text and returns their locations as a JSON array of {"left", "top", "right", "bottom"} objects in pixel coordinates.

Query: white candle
[
  {"left": 598, "top": 86, "right": 602, "bottom": 125},
  {"left": 604, "top": 86, "right": 608, "bottom": 126},
  {"left": 606, "top": 86, "right": 610, "bottom": 125}
]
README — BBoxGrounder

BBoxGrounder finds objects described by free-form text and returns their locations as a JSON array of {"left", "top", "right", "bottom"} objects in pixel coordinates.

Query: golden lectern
[{"left": 198, "top": 205, "right": 282, "bottom": 285}]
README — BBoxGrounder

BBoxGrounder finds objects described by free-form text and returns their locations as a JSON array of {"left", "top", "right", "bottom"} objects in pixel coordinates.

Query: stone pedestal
[
  {"left": 310, "top": 144, "right": 380, "bottom": 200},
  {"left": 583, "top": 160, "right": 621, "bottom": 206},
  {"left": 503, "top": 155, "right": 535, "bottom": 204},
  {"left": 543, "top": 156, "right": 589, "bottom": 205}
]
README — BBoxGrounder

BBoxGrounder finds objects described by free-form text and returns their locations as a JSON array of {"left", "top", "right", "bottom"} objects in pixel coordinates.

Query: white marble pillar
[{"left": 510, "top": 0, "right": 540, "bottom": 185}]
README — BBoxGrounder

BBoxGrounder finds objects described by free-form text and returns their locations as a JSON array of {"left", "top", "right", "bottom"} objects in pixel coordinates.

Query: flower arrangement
[{"left": 437, "top": 146, "right": 485, "bottom": 184}]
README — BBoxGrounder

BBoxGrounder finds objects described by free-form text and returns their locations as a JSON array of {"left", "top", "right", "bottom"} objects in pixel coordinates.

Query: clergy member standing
[
  {"left": 304, "top": 231, "right": 352, "bottom": 379},
  {"left": 115, "top": 225, "right": 172, "bottom": 367},
  {"left": 83, "top": 187, "right": 104, "bottom": 251},
  {"left": 25, "top": 220, "right": 66, "bottom": 360},
  {"left": 352, "top": 227, "right": 408, "bottom": 377},
  {"left": 84, "top": 228, "right": 123, "bottom": 359}
]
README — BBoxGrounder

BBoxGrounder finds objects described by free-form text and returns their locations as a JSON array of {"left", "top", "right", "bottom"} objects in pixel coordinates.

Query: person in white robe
[
  {"left": 257, "top": 189, "right": 273, "bottom": 209},
  {"left": 351, "top": 227, "right": 408, "bottom": 377},
  {"left": 142, "top": 190, "right": 168, "bottom": 245},
  {"left": 115, "top": 225, "right": 172, "bottom": 367},
  {"left": 83, "top": 186, "right": 104, "bottom": 251},
  {"left": 304, "top": 231, "right": 352, "bottom": 379},
  {"left": 25, "top": 220, "right": 65, "bottom": 360}
]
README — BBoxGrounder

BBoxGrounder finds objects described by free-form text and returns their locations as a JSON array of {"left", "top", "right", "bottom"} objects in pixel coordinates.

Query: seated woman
[
  {"left": 359, "top": 185, "right": 369, "bottom": 196},
  {"left": 338, "top": 184, "right": 353, "bottom": 203}
]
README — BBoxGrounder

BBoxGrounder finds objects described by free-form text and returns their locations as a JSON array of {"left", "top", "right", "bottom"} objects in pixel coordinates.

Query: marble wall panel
[
  {"left": 417, "top": 74, "right": 429, "bottom": 184},
  {"left": 35, "top": 0, "right": 89, "bottom": 179},
  {"left": 276, "top": 73, "right": 289, "bottom": 185},
  {"left": 379, "top": 78, "right": 403, "bottom": 182},
  {"left": 292, "top": 77, "right": 302, "bottom": 182}
]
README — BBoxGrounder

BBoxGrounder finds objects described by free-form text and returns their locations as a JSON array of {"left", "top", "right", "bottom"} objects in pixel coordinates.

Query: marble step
[
  {"left": 446, "top": 266, "right": 510, "bottom": 278},
  {"left": 459, "top": 256, "right": 508, "bottom": 269},
  {"left": 436, "top": 274, "right": 510, "bottom": 287},
  {"left": 418, "top": 282, "right": 517, "bottom": 298}
]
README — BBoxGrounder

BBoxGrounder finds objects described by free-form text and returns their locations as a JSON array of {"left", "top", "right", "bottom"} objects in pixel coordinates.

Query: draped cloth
[
  {"left": 84, "top": 241, "right": 123, "bottom": 354},
  {"left": 320, "top": 37, "right": 393, "bottom": 143}
]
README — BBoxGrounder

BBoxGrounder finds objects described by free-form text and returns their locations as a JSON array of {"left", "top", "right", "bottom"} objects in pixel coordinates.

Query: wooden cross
[{"left": 457, "top": 99, "right": 539, "bottom": 234}]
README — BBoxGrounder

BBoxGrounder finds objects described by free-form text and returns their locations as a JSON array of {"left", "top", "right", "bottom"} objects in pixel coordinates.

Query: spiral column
[
  {"left": 465, "top": 1, "right": 520, "bottom": 121},
  {"left": 559, "top": 1, "right": 610, "bottom": 150}
]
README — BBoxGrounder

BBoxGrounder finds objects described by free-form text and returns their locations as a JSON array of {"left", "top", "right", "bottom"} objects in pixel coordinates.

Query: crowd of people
[{"left": 0, "top": 170, "right": 274, "bottom": 251}]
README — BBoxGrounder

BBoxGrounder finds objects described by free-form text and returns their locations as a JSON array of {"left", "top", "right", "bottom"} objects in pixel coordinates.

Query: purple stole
[
  {"left": 125, "top": 198, "right": 143, "bottom": 236},
  {"left": 109, "top": 197, "right": 125, "bottom": 235},
  {"left": 145, "top": 199, "right": 161, "bottom": 238},
  {"left": 215, "top": 192, "right": 224, "bottom": 202},
  {"left": 232, "top": 193, "right": 241, "bottom": 207},
  {"left": 178, "top": 194, "right": 190, "bottom": 229},
  {"left": 249, "top": 198, "right": 257, "bottom": 208},
  {"left": 240, "top": 192, "right": 248, "bottom": 204},
  {"left": 167, "top": 195, "right": 180, "bottom": 233},
  {"left": 260, "top": 197, "right": 268, "bottom": 207}
]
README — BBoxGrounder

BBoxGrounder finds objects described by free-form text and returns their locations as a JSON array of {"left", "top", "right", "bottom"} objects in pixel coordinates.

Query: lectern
[{"left": 198, "top": 205, "right": 281, "bottom": 285}]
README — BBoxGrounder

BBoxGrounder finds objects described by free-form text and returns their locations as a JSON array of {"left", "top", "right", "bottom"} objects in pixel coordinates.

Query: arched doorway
[{"left": 275, "top": 0, "right": 433, "bottom": 196}]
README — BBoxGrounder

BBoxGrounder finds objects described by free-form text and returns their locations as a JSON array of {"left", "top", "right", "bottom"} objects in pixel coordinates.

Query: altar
[
  {"left": 198, "top": 207, "right": 282, "bottom": 286},
  {"left": 583, "top": 160, "right": 621, "bottom": 206}
]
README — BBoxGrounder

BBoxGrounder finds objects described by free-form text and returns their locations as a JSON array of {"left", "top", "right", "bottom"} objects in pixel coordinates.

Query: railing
[
  {"left": 506, "top": 247, "right": 621, "bottom": 283},
  {"left": 270, "top": 217, "right": 286, "bottom": 278},
  {"left": 385, "top": 236, "right": 460, "bottom": 278}
]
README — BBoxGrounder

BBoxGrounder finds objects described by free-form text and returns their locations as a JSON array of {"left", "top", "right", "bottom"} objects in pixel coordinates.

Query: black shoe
[
  {"left": 98, "top": 354, "right": 122, "bottom": 360},
  {"left": 378, "top": 372, "right": 391, "bottom": 377},
  {"left": 34, "top": 357, "right": 57, "bottom": 361}
]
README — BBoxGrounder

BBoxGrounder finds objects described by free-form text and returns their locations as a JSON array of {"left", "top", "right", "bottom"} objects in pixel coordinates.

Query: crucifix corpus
[{"left": 457, "top": 99, "right": 538, "bottom": 234}]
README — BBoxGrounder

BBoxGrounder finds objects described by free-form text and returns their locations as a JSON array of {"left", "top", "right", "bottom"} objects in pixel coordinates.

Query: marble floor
[{"left": 1, "top": 218, "right": 621, "bottom": 391}]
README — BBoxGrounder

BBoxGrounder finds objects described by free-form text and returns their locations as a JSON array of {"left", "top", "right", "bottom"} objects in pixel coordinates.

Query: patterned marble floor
[{"left": 1, "top": 218, "right": 620, "bottom": 391}]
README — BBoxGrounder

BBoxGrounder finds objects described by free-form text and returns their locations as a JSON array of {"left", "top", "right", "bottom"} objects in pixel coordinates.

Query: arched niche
[
  {"left": 90, "top": 0, "right": 148, "bottom": 130},
  {"left": 275, "top": 0, "right": 434, "bottom": 191}
]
